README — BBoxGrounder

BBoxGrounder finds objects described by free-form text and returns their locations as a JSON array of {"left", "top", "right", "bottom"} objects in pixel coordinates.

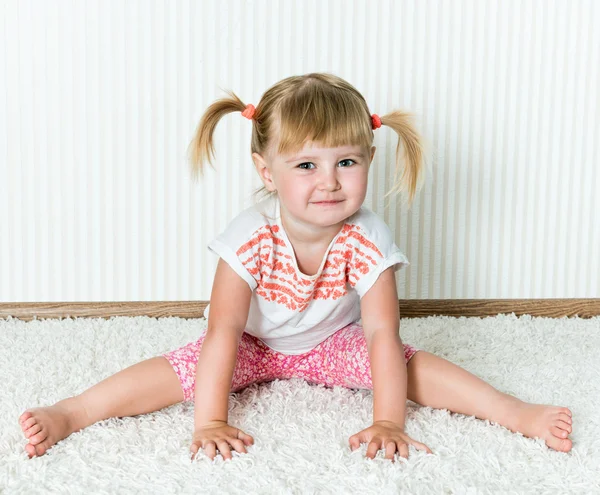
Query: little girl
[{"left": 20, "top": 73, "right": 573, "bottom": 462}]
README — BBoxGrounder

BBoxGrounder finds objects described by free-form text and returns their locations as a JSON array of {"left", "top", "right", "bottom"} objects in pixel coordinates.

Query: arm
[
  {"left": 348, "top": 266, "right": 432, "bottom": 460},
  {"left": 194, "top": 257, "right": 252, "bottom": 426},
  {"left": 360, "top": 266, "right": 407, "bottom": 427}
]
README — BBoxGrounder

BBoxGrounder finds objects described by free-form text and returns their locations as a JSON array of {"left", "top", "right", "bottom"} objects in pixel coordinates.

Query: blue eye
[{"left": 297, "top": 159, "right": 356, "bottom": 169}]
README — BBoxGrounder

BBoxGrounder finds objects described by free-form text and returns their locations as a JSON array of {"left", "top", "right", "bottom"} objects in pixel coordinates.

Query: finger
[
  {"left": 366, "top": 440, "right": 380, "bottom": 459},
  {"left": 397, "top": 442, "right": 409, "bottom": 459},
  {"left": 411, "top": 440, "right": 433, "bottom": 454},
  {"left": 228, "top": 438, "right": 248, "bottom": 454},
  {"left": 190, "top": 442, "right": 200, "bottom": 460},
  {"left": 237, "top": 430, "right": 255, "bottom": 446},
  {"left": 204, "top": 441, "right": 216, "bottom": 460},
  {"left": 216, "top": 440, "right": 233, "bottom": 460},
  {"left": 400, "top": 432, "right": 433, "bottom": 455},
  {"left": 384, "top": 441, "right": 396, "bottom": 461}
]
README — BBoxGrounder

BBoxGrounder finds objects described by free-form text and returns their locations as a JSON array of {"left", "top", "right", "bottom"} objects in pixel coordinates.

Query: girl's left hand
[{"left": 348, "top": 420, "right": 433, "bottom": 461}]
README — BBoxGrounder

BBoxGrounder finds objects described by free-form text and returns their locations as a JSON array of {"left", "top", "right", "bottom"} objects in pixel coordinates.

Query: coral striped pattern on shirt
[{"left": 205, "top": 196, "right": 409, "bottom": 355}]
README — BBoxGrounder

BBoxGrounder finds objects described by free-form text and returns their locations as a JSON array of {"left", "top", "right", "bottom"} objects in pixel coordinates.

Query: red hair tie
[
  {"left": 371, "top": 114, "right": 382, "bottom": 130},
  {"left": 242, "top": 104, "right": 256, "bottom": 120}
]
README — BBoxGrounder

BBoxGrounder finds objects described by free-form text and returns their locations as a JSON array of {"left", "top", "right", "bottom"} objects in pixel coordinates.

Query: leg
[
  {"left": 19, "top": 356, "right": 183, "bottom": 458},
  {"left": 406, "top": 351, "right": 573, "bottom": 452},
  {"left": 280, "top": 323, "right": 418, "bottom": 389},
  {"left": 19, "top": 330, "right": 278, "bottom": 458}
]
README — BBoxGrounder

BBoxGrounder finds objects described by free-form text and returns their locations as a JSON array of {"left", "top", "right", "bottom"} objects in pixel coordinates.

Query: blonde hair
[{"left": 187, "top": 72, "right": 425, "bottom": 206}]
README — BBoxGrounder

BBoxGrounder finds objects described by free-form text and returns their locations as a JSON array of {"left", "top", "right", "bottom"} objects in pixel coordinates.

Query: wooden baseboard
[{"left": 0, "top": 299, "right": 598, "bottom": 321}]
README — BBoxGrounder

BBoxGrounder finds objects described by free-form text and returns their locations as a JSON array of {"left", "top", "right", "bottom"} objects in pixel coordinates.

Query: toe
[
  {"left": 558, "top": 412, "right": 572, "bottom": 425},
  {"left": 25, "top": 424, "right": 42, "bottom": 439},
  {"left": 29, "top": 430, "right": 47, "bottom": 446},
  {"left": 550, "top": 425, "right": 570, "bottom": 439},
  {"left": 555, "top": 420, "right": 572, "bottom": 434},
  {"left": 34, "top": 440, "right": 51, "bottom": 457},
  {"left": 19, "top": 411, "right": 33, "bottom": 425},
  {"left": 21, "top": 417, "right": 37, "bottom": 431},
  {"left": 559, "top": 407, "right": 572, "bottom": 418},
  {"left": 545, "top": 434, "right": 573, "bottom": 452},
  {"left": 557, "top": 437, "right": 572, "bottom": 452},
  {"left": 24, "top": 443, "right": 37, "bottom": 458}
]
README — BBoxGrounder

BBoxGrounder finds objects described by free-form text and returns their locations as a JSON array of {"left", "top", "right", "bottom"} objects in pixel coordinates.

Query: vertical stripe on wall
[{"left": 0, "top": 0, "right": 598, "bottom": 302}]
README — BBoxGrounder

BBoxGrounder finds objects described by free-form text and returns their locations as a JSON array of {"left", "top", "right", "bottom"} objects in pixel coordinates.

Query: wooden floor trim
[{"left": 0, "top": 299, "right": 598, "bottom": 321}]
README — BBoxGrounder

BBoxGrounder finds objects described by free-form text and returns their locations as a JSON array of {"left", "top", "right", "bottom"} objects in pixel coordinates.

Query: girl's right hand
[{"left": 190, "top": 420, "right": 255, "bottom": 461}]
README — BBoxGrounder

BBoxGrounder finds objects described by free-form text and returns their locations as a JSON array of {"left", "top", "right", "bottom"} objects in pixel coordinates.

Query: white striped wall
[{"left": 0, "top": 0, "right": 598, "bottom": 302}]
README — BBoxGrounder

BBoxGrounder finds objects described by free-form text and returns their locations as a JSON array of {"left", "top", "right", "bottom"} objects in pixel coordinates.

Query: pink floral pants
[{"left": 163, "top": 322, "right": 419, "bottom": 401}]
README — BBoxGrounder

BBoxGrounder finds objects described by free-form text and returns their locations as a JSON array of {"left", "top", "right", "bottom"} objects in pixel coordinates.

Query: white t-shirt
[{"left": 204, "top": 196, "right": 409, "bottom": 355}]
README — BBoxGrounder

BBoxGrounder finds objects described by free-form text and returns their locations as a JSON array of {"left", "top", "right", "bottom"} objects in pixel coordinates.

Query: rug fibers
[{"left": 1, "top": 313, "right": 599, "bottom": 494}]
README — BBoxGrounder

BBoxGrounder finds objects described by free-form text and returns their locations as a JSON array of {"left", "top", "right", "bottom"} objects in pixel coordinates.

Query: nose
[{"left": 317, "top": 168, "right": 341, "bottom": 192}]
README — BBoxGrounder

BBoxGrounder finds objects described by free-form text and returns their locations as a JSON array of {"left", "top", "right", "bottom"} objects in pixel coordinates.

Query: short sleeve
[
  {"left": 207, "top": 238, "right": 258, "bottom": 291},
  {"left": 207, "top": 208, "right": 268, "bottom": 291},
  {"left": 347, "top": 214, "right": 410, "bottom": 298}
]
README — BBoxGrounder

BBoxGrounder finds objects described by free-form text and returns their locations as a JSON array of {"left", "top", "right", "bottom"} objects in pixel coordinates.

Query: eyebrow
[{"left": 285, "top": 152, "right": 365, "bottom": 164}]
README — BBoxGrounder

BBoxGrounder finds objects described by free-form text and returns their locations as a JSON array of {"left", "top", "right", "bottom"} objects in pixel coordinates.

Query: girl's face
[{"left": 253, "top": 140, "right": 375, "bottom": 232}]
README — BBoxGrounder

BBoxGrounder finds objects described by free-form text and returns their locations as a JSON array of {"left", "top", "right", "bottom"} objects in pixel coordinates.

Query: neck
[{"left": 279, "top": 208, "right": 345, "bottom": 247}]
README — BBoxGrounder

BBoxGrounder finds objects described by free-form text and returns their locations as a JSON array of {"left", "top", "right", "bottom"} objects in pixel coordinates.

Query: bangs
[{"left": 275, "top": 85, "right": 373, "bottom": 156}]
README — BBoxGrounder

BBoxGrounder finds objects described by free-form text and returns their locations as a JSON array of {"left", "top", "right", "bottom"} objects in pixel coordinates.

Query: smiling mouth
[{"left": 312, "top": 200, "right": 344, "bottom": 205}]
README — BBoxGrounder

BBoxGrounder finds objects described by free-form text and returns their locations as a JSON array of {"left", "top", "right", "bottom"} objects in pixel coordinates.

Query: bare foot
[
  {"left": 499, "top": 396, "right": 573, "bottom": 452},
  {"left": 19, "top": 399, "right": 89, "bottom": 458}
]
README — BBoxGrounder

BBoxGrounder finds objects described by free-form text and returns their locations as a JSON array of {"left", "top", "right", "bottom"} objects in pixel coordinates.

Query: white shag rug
[{"left": 1, "top": 313, "right": 599, "bottom": 494}]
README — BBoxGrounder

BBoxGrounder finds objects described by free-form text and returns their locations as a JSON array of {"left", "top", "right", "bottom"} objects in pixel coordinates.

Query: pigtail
[
  {"left": 380, "top": 111, "right": 427, "bottom": 207},
  {"left": 187, "top": 89, "right": 248, "bottom": 181}
]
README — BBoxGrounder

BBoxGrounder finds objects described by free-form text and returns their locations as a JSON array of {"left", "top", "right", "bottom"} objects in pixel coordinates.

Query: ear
[
  {"left": 369, "top": 146, "right": 376, "bottom": 166},
  {"left": 252, "top": 152, "right": 277, "bottom": 192}
]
